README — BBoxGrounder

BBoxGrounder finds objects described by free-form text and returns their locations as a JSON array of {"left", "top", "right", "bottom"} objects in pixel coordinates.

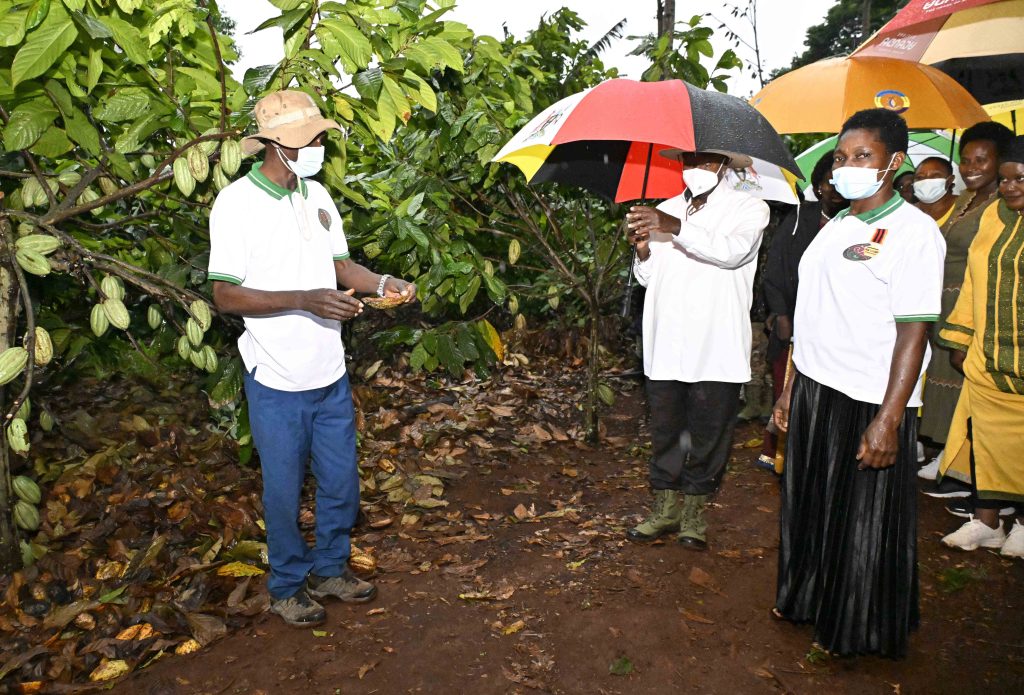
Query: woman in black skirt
[{"left": 772, "top": 109, "right": 946, "bottom": 658}]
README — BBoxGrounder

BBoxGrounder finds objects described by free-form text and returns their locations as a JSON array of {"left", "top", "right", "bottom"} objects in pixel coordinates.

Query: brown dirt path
[{"left": 119, "top": 390, "right": 1024, "bottom": 695}]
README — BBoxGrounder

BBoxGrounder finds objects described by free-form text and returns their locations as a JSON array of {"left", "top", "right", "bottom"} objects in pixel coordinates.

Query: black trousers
[{"left": 645, "top": 379, "right": 742, "bottom": 495}]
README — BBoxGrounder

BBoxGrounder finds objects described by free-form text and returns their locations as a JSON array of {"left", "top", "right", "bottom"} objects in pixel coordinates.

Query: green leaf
[
  {"left": 63, "top": 105, "right": 99, "bottom": 154},
  {"left": 458, "top": 275, "right": 480, "bottom": 315},
  {"left": 11, "top": 3, "right": 78, "bottom": 87},
  {"left": 208, "top": 358, "right": 243, "bottom": 408},
  {"left": 116, "top": 0, "right": 144, "bottom": 12},
  {"left": 29, "top": 126, "right": 72, "bottom": 157},
  {"left": 70, "top": 9, "right": 111, "bottom": 39},
  {"left": 321, "top": 19, "right": 372, "bottom": 73},
  {"left": 177, "top": 66, "right": 222, "bottom": 97},
  {"left": 409, "top": 342, "right": 429, "bottom": 371},
  {"left": 114, "top": 112, "right": 161, "bottom": 153},
  {"left": 98, "top": 586, "right": 127, "bottom": 604},
  {"left": 380, "top": 75, "right": 411, "bottom": 125},
  {"left": 251, "top": 6, "right": 310, "bottom": 35},
  {"left": 26, "top": 0, "right": 50, "bottom": 32},
  {"left": 269, "top": 0, "right": 307, "bottom": 10},
  {"left": 242, "top": 64, "right": 277, "bottom": 96},
  {"left": 94, "top": 87, "right": 151, "bottom": 122},
  {"left": 609, "top": 656, "right": 633, "bottom": 676},
  {"left": 0, "top": 10, "right": 28, "bottom": 47},
  {"left": 352, "top": 67, "right": 383, "bottom": 100},
  {"left": 85, "top": 47, "right": 102, "bottom": 93},
  {"left": 2, "top": 98, "right": 59, "bottom": 150},
  {"left": 103, "top": 15, "right": 150, "bottom": 65}
]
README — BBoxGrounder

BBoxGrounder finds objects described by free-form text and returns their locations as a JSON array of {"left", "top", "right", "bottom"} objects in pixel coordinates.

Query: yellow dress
[{"left": 938, "top": 200, "right": 1024, "bottom": 502}]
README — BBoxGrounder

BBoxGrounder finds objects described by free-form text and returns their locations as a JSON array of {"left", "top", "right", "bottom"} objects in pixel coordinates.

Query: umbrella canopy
[
  {"left": 984, "top": 99, "right": 1022, "bottom": 133},
  {"left": 750, "top": 56, "right": 990, "bottom": 133},
  {"left": 493, "top": 78, "right": 799, "bottom": 203},
  {"left": 853, "top": 0, "right": 1024, "bottom": 103}
]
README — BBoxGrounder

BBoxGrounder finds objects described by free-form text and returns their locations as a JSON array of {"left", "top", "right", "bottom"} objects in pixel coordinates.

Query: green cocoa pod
[
  {"left": 147, "top": 304, "right": 162, "bottom": 330},
  {"left": 100, "top": 275, "right": 125, "bottom": 301},
  {"left": 29, "top": 327, "right": 53, "bottom": 367},
  {"left": 15, "top": 397, "right": 29, "bottom": 421},
  {"left": 77, "top": 187, "right": 104, "bottom": 215},
  {"left": 220, "top": 138, "right": 241, "bottom": 176},
  {"left": 173, "top": 157, "right": 195, "bottom": 196},
  {"left": 177, "top": 335, "right": 192, "bottom": 361},
  {"left": 199, "top": 130, "right": 220, "bottom": 156},
  {"left": 102, "top": 299, "right": 130, "bottom": 330},
  {"left": 12, "top": 476, "right": 41, "bottom": 505},
  {"left": 141, "top": 153, "right": 157, "bottom": 169},
  {"left": 189, "top": 347, "right": 206, "bottom": 370},
  {"left": 185, "top": 318, "right": 204, "bottom": 347},
  {"left": 15, "top": 249, "right": 51, "bottom": 276},
  {"left": 0, "top": 347, "right": 29, "bottom": 385},
  {"left": 190, "top": 300, "right": 212, "bottom": 331},
  {"left": 212, "top": 162, "right": 230, "bottom": 192},
  {"left": 39, "top": 410, "right": 54, "bottom": 432},
  {"left": 201, "top": 345, "right": 218, "bottom": 373},
  {"left": 13, "top": 500, "right": 39, "bottom": 531},
  {"left": 508, "top": 295, "right": 519, "bottom": 315},
  {"left": 7, "top": 418, "right": 30, "bottom": 454},
  {"left": 57, "top": 169, "right": 81, "bottom": 187},
  {"left": 508, "top": 239, "right": 521, "bottom": 265},
  {"left": 21, "top": 178, "right": 43, "bottom": 208},
  {"left": 98, "top": 176, "right": 118, "bottom": 196},
  {"left": 90, "top": 303, "right": 109, "bottom": 337},
  {"left": 187, "top": 146, "right": 209, "bottom": 182},
  {"left": 15, "top": 234, "right": 60, "bottom": 256}
]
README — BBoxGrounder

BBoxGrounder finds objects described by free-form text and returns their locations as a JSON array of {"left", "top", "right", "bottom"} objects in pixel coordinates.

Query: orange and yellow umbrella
[{"left": 749, "top": 56, "right": 990, "bottom": 134}]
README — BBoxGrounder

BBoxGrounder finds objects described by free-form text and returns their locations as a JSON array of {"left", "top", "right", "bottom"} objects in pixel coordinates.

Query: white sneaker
[
  {"left": 916, "top": 441, "right": 926, "bottom": 464},
  {"left": 917, "top": 455, "right": 940, "bottom": 481},
  {"left": 1001, "top": 521, "right": 1024, "bottom": 558},
  {"left": 941, "top": 516, "right": 1006, "bottom": 551}
]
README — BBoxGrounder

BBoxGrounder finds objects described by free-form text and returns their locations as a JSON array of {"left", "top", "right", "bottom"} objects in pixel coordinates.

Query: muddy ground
[{"left": 118, "top": 384, "right": 1024, "bottom": 695}]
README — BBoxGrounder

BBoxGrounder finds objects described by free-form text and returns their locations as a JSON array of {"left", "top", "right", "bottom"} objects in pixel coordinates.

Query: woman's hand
[
  {"left": 856, "top": 416, "right": 900, "bottom": 470},
  {"left": 772, "top": 387, "right": 792, "bottom": 433},
  {"left": 950, "top": 349, "right": 966, "bottom": 375},
  {"left": 383, "top": 277, "right": 417, "bottom": 304}
]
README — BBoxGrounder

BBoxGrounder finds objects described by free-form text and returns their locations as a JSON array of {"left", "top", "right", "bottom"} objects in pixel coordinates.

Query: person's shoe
[
  {"left": 941, "top": 516, "right": 1006, "bottom": 551},
  {"left": 270, "top": 587, "right": 326, "bottom": 627},
  {"left": 755, "top": 454, "right": 776, "bottom": 472},
  {"left": 307, "top": 568, "right": 378, "bottom": 603},
  {"left": 944, "top": 499, "right": 1017, "bottom": 518},
  {"left": 1000, "top": 521, "right": 1024, "bottom": 558},
  {"left": 626, "top": 489, "right": 681, "bottom": 542},
  {"left": 917, "top": 455, "right": 940, "bottom": 481},
  {"left": 922, "top": 476, "right": 972, "bottom": 498},
  {"left": 677, "top": 494, "right": 709, "bottom": 551}
]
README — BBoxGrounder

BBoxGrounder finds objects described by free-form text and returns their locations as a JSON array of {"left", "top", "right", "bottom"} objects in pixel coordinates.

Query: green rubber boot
[
  {"left": 626, "top": 489, "right": 681, "bottom": 542},
  {"left": 677, "top": 494, "right": 710, "bottom": 551}
]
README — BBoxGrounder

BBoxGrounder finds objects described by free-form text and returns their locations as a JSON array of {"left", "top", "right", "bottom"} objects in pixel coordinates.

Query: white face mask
[
  {"left": 830, "top": 154, "right": 898, "bottom": 200},
  {"left": 683, "top": 162, "right": 724, "bottom": 197},
  {"left": 912, "top": 177, "right": 950, "bottom": 204},
  {"left": 277, "top": 144, "right": 325, "bottom": 178}
]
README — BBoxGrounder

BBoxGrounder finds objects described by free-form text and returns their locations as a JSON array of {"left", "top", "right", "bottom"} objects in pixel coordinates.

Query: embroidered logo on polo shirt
[
  {"left": 318, "top": 208, "right": 331, "bottom": 230},
  {"left": 842, "top": 242, "right": 881, "bottom": 261}
]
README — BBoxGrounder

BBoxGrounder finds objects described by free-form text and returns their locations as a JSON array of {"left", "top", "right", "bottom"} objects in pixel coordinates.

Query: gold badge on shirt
[{"left": 842, "top": 229, "right": 887, "bottom": 261}]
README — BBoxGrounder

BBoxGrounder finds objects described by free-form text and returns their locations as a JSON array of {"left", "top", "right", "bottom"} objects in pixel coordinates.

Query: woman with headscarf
[
  {"left": 937, "top": 135, "right": 1024, "bottom": 557},
  {"left": 918, "top": 123, "right": 1015, "bottom": 462},
  {"left": 772, "top": 109, "right": 945, "bottom": 657}
]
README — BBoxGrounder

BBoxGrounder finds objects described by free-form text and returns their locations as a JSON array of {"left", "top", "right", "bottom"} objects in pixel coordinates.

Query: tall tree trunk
[
  {"left": 0, "top": 218, "right": 22, "bottom": 571},
  {"left": 861, "top": 0, "right": 873, "bottom": 37},
  {"left": 657, "top": 0, "right": 676, "bottom": 48},
  {"left": 585, "top": 298, "right": 601, "bottom": 443}
]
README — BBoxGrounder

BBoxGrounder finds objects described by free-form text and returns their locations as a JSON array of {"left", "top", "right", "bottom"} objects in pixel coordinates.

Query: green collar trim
[
  {"left": 246, "top": 162, "right": 307, "bottom": 200},
  {"left": 836, "top": 193, "right": 903, "bottom": 225}
]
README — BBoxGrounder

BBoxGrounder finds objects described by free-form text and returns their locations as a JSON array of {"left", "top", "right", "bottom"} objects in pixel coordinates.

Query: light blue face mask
[
  {"left": 830, "top": 154, "right": 897, "bottom": 200},
  {"left": 277, "top": 144, "right": 325, "bottom": 178}
]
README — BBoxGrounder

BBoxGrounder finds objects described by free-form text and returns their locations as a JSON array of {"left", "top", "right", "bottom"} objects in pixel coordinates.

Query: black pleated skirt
[{"left": 775, "top": 373, "right": 919, "bottom": 658}]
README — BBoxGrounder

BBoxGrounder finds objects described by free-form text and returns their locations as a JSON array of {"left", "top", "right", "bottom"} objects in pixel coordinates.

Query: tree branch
[{"left": 202, "top": 1, "right": 230, "bottom": 132}]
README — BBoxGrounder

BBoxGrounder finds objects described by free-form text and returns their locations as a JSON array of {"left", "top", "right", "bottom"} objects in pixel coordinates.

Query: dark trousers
[{"left": 646, "top": 379, "right": 742, "bottom": 495}]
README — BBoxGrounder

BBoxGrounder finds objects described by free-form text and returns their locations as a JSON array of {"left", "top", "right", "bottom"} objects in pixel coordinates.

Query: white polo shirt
[
  {"left": 794, "top": 194, "right": 945, "bottom": 406},
  {"left": 208, "top": 163, "right": 350, "bottom": 391},
  {"left": 633, "top": 184, "right": 769, "bottom": 383}
]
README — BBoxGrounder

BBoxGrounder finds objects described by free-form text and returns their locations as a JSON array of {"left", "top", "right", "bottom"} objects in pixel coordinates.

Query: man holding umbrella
[{"left": 625, "top": 149, "right": 770, "bottom": 550}]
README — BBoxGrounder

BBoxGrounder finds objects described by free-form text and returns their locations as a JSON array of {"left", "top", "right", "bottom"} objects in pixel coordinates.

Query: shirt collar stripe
[
  {"left": 246, "top": 162, "right": 308, "bottom": 200},
  {"left": 835, "top": 193, "right": 904, "bottom": 225}
]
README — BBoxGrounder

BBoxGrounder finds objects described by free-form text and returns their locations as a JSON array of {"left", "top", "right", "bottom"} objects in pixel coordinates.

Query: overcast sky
[{"left": 218, "top": 0, "right": 837, "bottom": 98}]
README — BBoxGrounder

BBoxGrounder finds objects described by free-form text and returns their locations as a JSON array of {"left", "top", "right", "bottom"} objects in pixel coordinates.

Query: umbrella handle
[{"left": 621, "top": 246, "right": 636, "bottom": 318}]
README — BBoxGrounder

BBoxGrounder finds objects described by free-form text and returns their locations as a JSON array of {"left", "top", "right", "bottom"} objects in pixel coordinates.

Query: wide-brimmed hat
[
  {"left": 659, "top": 147, "right": 753, "bottom": 169},
  {"left": 241, "top": 90, "right": 342, "bottom": 156}
]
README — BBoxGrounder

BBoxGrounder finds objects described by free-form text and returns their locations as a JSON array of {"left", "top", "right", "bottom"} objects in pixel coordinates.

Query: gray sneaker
[
  {"left": 307, "top": 568, "right": 378, "bottom": 603},
  {"left": 270, "top": 587, "right": 326, "bottom": 627}
]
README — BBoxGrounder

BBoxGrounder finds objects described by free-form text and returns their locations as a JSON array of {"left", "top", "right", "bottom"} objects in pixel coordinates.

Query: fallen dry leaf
[
  {"left": 502, "top": 620, "right": 526, "bottom": 635},
  {"left": 680, "top": 610, "right": 715, "bottom": 625},
  {"left": 358, "top": 660, "right": 381, "bottom": 679},
  {"left": 216, "top": 561, "right": 265, "bottom": 577},
  {"left": 175, "top": 639, "right": 201, "bottom": 656},
  {"left": 89, "top": 659, "right": 130, "bottom": 682}
]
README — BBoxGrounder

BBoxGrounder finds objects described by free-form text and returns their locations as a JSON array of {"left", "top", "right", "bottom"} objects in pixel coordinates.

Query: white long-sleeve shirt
[{"left": 633, "top": 184, "right": 770, "bottom": 383}]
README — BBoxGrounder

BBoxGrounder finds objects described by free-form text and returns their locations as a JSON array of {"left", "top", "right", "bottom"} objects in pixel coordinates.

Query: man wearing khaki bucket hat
[{"left": 209, "top": 89, "right": 417, "bottom": 627}]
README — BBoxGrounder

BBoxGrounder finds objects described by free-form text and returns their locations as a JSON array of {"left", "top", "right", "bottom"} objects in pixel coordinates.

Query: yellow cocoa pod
[
  {"left": 147, "top": 305, "right": 162, "bottom": 330},
  {"left": 0, "top": 347, "right": 29, "bottom": 385},
  {"left": 7, "top": 418, "right": 30, "bottom": 455},
  {"left": 39, "top": 409, "right": 54, "bottom": 432},
  {"left": 90, "top": 303, "right": 109, "bottom": 337},
  {"left": 15, "top": 249, "right": 51, "bottom": 276},
  {"left": 98, "top": 176, "right": 118, "bottom": 196},
  {"left": 15, "top": 234, "right": 60, "bottom": 256},
  {"left": 189, "top": 347, "right": 206, "bottom": 370},
  {"left": 508, "top": 295, "right": 519, "bottom": 315},
  {"left": 13, "top": 500, "right": 39, "bottom": 531},
  {"left": 187, "top": 146, "right": 209, "bottom": 182},
  {"left": 220, "top": 139, "right": 241, "bottom": 176},
  {"left": 102, "top": 299, "right": 130, "bottom": 330},
  {"left": 201, "top": 345, "right": 218, "bottom": 373},
  {"left": 514, "top": 313, "right": 527, "bottom": 332},
  {"left": 176, "top": 335, "right": 192, "bottom": 361},
  {"left": 100, "top": 275, "right": 125, "bottom": 301},
  {"left": 29, "top": 327, "right": 53, "bottom": 367},
  {"left": 508, "top": 239, "right": 521, "bottom": 265},
  {"left": 12, "top": 475, "right": 41, "bottom": 505},
  {"left": 212, "top": 162, "right": 230, "bottom": 192},
  {"left": 173, "top": 157, "right": 195, "bottom": 196},
  {"left": 186, "top": 318, "right": 204, "bottom": 347},
  {"left": 190, "top": 300, "right": 212, "bottom": 331}
]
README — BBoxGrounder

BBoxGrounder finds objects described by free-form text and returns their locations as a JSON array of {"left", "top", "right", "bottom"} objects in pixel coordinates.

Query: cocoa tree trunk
[
  {"left": 584, "top": 297, "right": 601, "bottom": 443},
  {"left": 657, "top": 0, "right": 676, "bottom": 47},
  {"left": 0, "top": 218, "right": 22, "bottom": 571}
]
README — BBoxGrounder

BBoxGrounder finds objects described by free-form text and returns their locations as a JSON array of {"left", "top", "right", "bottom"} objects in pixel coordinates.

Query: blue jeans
[{"left": 244, "top": 369, "right": 359, "bottom": 599}]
